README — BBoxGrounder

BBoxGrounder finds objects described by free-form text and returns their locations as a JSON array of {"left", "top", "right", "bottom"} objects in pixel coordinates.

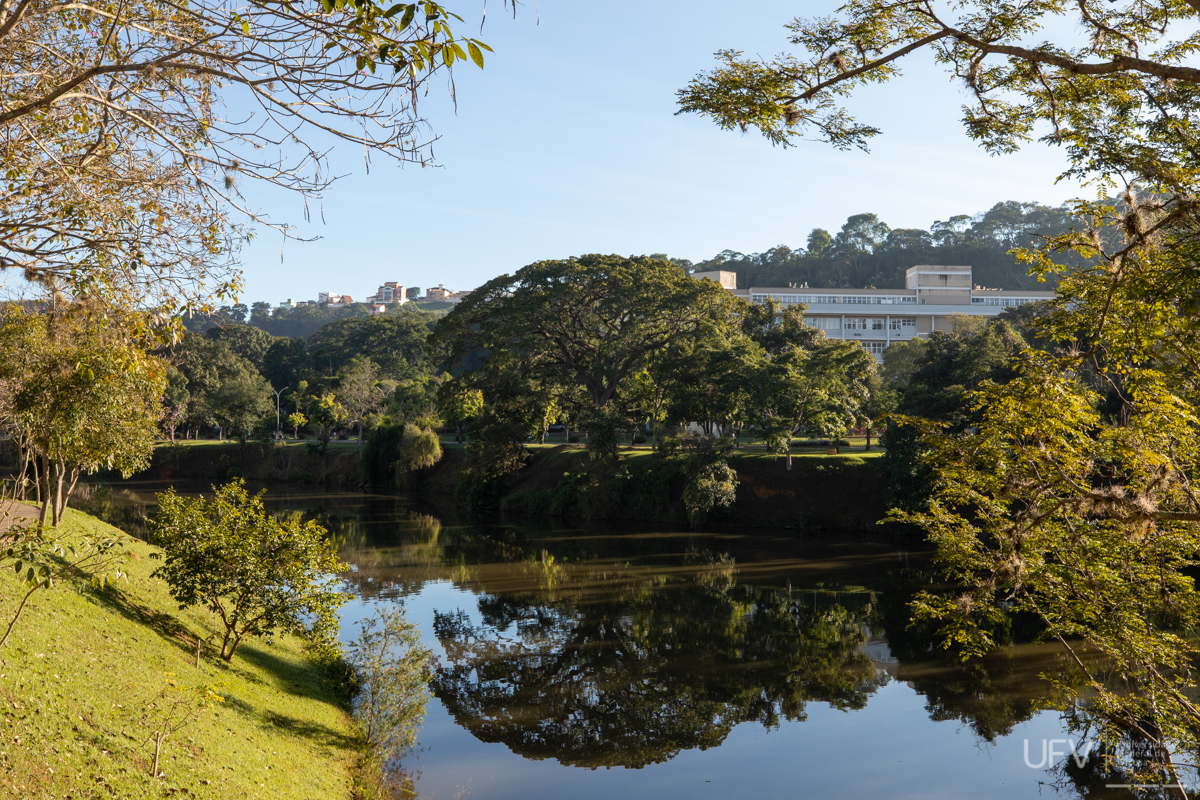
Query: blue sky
[{"left": 237, "top": 0, "right": 1087, "bottom": 306}]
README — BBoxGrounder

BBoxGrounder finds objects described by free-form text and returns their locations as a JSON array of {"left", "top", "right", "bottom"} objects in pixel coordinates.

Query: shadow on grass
[
  {"left": 260, "top": 709, "right": 359, "bottom": 751},
  {"left": 90, "top": 583, "right": 197, "bottom": 654}
]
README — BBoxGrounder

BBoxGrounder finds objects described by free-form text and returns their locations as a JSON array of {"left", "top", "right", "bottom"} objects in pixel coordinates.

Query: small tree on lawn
[{"left": 149, "top": 479, "right": 347, "bottom": 661}]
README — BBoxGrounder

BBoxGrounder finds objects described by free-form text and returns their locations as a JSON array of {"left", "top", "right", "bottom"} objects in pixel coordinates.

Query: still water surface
[{"left": 80, "top": 479, "right": 1136, "bottom": 799}]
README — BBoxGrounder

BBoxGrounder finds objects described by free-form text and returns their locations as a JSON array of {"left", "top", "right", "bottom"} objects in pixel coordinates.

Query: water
[{"left": 78, "top": 479, "right": 1139, "bottom": 799}]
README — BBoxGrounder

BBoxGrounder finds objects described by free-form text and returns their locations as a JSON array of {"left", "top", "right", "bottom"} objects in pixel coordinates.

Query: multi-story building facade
[{"left": 694, "top": 264, "right": 1054, "bottom": 361}]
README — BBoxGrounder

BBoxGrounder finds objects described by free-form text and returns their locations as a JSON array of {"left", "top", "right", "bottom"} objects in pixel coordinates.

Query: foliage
[
  {"left": 1, "top": 0, "right": 498, "bottom": 313},
  {"left": 676, "top": 0, "right": 1200, "bottom": 201},
  {"left": 692, "top": 203, "right": 1080, "bottom": 291},
  {"left": 337, "top": 357, "right": 386, "bottom": 450},
  {"left": 360, "top": 423, "right": 406, "bottom": 487},
  {"left": 434, "top": 254, "right": 745, "bottom": 475},
  {"left": 681, "top": 460, "right": 738, "bottom": 526},
  {"left": 210, "top": 371, "right": 274, "bottom": 444},
  {"left": 397, "top": 424, "right": 443, "bottom": 475},
  {"left": 306, "top": 312, "right": 438, "bottom": 380},
  {"left": 878, "top": 320, "right": 1029, "bottom": 509},
  {"left": 150, "top": 480, "right": 347, "bottom": 662},
  {"left": 0, "top": 307, "right": 167, "bottom": 524},
  {"left": 287, "top": 411, "right": 308, "bottom": 438},
  {"left": 345, "top": 607, "right": 432, "bottom": 763},
  {"left": 438, "top": 381, "right": 484, "bottom": 443},
  {"left": 684, "top": 3, "right": 1200, "bottom": 786}
]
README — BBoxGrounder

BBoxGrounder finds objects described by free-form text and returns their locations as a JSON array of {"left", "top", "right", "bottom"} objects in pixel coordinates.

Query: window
[
  {"left": 844, "top": 317, "right": 867, "bottom": 331},
  {"left": 869, "top": 318, "right": 885, "bottom": 331},
  {"left": 861, "top": 341, "right": 887, "bottom": 355},
  {"left": 889, "top": 317, "right": 917, "bottom": 331},
  {"left": 971, "top": 296, "right": 1040, "bottom": 307},
  {"left": 806, "top": 317, "right": 841, "bottom": 330}
]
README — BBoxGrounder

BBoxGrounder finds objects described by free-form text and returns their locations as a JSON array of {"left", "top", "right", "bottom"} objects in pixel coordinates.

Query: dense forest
[{"left": 164, "top": 307, "right": 445, "bottom": 442}]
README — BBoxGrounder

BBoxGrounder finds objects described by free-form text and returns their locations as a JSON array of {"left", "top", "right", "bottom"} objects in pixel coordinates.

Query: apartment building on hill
[{"left": 693, "top": 264, "right": 1054, "bottom": 361}]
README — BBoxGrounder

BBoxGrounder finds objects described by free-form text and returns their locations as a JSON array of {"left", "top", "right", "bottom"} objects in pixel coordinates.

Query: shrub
[
  {"left": 682, "top": 460, "right": 738, "bottom": 527},
  {"left": 397, "top": 424, "right": 442, "bottom": 474},
  {"left": 632, "top": 434, "right": 647, "bottom": 444},
  {"left": 567, "top": 435, "right": 579, "bottom": 444},
  {"left": 346, "top": 608, "right": 432, "bottom": 761},
  {"left": 360, "top": 424, "right": 406, "bottom": 486},
  {"left": 150, "top": 479, "right": 347, "bottom": 662}
]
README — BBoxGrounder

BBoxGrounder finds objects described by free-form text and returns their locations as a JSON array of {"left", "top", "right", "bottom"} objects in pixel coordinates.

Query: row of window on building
[
  {"left": 751, "top": 293, "right": 919, "bottom": 305},
  {"left": 805, "top": 317, "right": 918, "bottom": 332},
  {"left": 751, "top": 293, "right": 1044, "bottom": 307}
]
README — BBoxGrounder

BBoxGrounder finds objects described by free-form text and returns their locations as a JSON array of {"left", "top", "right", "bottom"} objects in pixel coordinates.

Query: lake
[{"left": 77, "top": 479, "right": 1138, "bottom": 799}]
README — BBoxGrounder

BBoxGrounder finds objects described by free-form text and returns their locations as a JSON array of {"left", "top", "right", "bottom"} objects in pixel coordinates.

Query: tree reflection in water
[{"left": 431, "top": 549, "right": 886, "bottom": 769}]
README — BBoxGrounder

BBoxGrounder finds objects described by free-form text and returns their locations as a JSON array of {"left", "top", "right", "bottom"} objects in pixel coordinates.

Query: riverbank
[
  {"left": 493, "top": 447, "right": 889, "bottom": 530},
  {"left": 0, "top": 508, "right": 360, "bottom": 800},
  {"left": 130, "top": 440, "right": 891, "bottom": 530}
]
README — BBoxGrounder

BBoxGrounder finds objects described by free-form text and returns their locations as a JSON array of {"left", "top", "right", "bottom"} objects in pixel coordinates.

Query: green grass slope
[{"left": 0, "top": 509, "right": 358, "bottom": 800}]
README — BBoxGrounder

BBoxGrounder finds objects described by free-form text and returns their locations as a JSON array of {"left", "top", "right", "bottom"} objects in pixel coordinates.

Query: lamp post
[{"left": 273, "top": 386, "right": 289, "bottom": 437}]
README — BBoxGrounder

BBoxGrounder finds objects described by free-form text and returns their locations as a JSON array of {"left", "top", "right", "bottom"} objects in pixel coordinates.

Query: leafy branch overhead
[
  {"left": 677, "top": 0, "right": 1200, "bottom": 195},
  {"left": 1, "top": 0, "right": 500, "bottom": 314}
]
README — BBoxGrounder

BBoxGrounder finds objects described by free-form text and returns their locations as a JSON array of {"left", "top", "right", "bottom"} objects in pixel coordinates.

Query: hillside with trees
[{"left": 692, "top": 201, "right": 1080, "bottom": 290}]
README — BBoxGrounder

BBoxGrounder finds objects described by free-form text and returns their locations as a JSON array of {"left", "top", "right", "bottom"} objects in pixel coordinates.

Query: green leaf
[
  {"left": 400, "top": 5, "right": 415, "bottom": 26},
  {"left": 443, "top": 46, "right": 454, "bottom": 67},
  {"left": 241, "top": 18, "right": 249, "bottom": 35},
  {"left": 382, "top": 2, "right": 405, "bottom": 18},
  {"left": 468, "top": 41, "right": 484, "bottom": 68}
]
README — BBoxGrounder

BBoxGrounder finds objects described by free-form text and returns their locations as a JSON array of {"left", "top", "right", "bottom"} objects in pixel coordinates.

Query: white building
[
  {"left": 366, "top": 282, "right": 407, "bottom": 305},
  {"left": 694, "top": 264, "right": 1054, "bottom": 361}
]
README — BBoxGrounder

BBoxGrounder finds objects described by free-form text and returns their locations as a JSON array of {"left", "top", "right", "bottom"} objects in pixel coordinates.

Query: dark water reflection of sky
[{"left": 79, "top": 479, "right": 1139, "bottom": 800}]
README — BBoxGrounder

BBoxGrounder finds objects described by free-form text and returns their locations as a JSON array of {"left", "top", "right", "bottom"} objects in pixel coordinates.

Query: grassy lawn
[{"left": 0, "top": 509, "right": 359, "bottom": 800}]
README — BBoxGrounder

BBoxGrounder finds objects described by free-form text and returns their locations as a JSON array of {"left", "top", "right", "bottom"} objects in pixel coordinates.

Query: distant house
[
  {"left": 426, "top": 284, "right": 452, "bottom": 301},
  {"left": 424, "top": 284, "right": 472, "bottom": 304},
  {"left": 366, "top": 282, "right": 407, "bottom": 305},
  {"left": 368, "top": 304, "right": 388, "bottom": 315}
]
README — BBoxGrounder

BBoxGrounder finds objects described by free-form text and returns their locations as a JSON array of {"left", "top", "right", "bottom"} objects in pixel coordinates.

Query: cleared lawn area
[{"left": 0, "top": 509, "right": 358, "bottom": 800}]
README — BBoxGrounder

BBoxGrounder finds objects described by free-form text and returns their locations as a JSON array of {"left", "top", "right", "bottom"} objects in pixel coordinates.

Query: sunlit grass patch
[{"left": 0, "top": 509, "right": 357, "bottom": 800}]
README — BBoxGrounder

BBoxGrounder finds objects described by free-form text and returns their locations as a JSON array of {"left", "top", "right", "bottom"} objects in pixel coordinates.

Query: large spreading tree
[{"left": 433, "top": 255, "right": 746, "bottom": 464}]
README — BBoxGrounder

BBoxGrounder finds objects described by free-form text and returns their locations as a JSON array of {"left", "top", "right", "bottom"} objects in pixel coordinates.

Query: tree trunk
[
  {"left": 152, "top": 730, "right": 167, "bottom": 777},
  {"left": 57, "top": 466, "right": 80, "bottom": 520},
  {"left": 786, "top": 447, "right": 792, "bottom": 472},
  {"left": 37, "top": 455, "right": 51, "bottom": 525},
  {"left": 358, "top": 421, "right": 364, "bottom": 453},
  {"left": 865, "top": 427, "right": 872, "bottom": 451}
]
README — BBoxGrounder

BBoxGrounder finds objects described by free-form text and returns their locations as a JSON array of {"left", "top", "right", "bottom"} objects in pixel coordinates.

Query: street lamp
[{"left": 273, "top": 386, "right": 289, "bottom": 437}]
